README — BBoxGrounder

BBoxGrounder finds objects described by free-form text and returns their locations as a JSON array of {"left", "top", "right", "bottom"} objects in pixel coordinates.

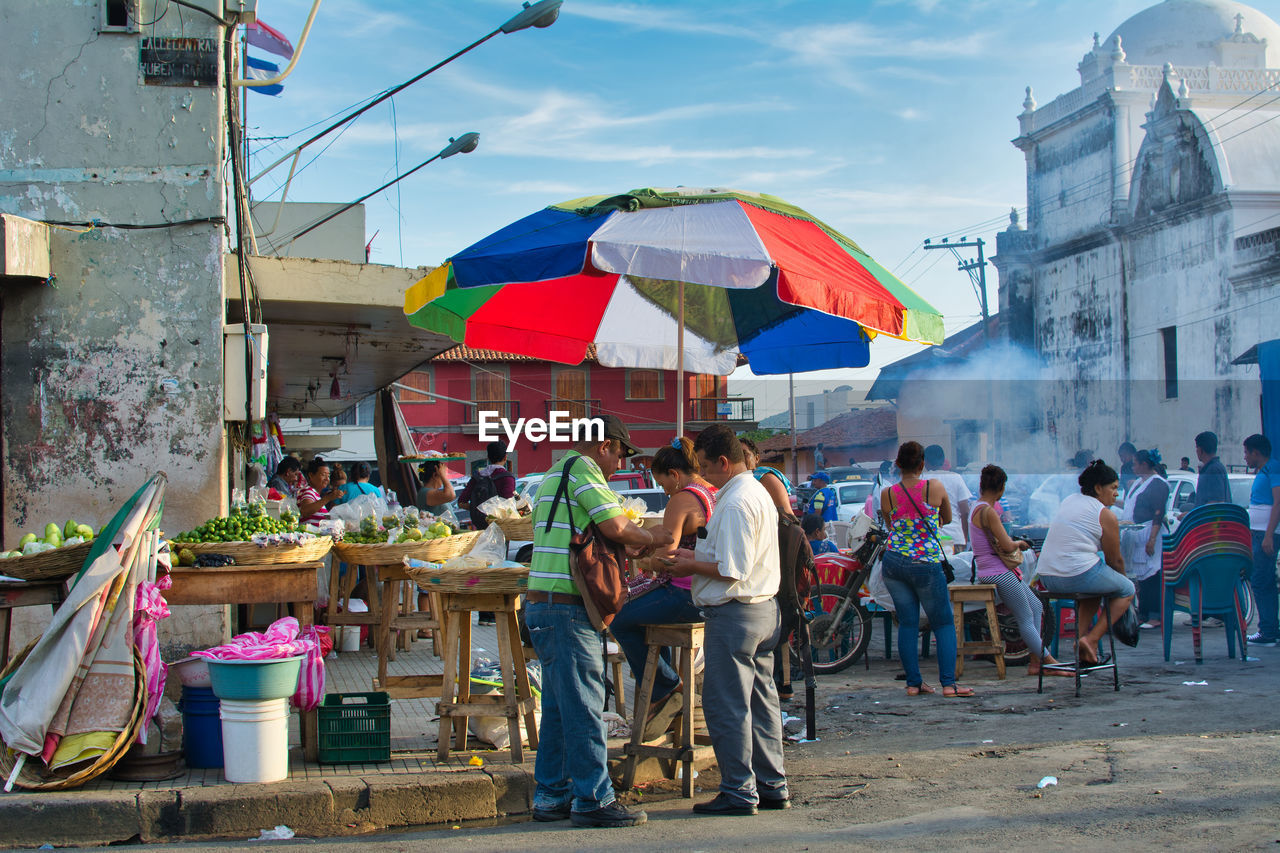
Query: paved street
[{"left": 54, "top": 613, "right": 1280, "bottom": 850}]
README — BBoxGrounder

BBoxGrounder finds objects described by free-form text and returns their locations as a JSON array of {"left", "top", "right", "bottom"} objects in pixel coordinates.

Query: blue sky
[{"left": 247, "top": 0, "right": 1168, "bottom": 414}]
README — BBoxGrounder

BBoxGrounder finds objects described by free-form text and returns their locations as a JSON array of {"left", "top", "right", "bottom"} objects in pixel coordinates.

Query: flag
[
  {"left": 245, "top": 55, "right": 284, "bottom": 96},
  {"left": 245, "top": 20, "right": 294, "bottom": 59}
]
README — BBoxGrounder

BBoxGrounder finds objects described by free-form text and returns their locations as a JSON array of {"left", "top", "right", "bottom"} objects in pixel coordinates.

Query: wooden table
[
  {"left": 166, "top": 561, "right": 321, "bottom": 761},
  {"left": 0, "top": 580, "right": 66, "bottom": 665}
]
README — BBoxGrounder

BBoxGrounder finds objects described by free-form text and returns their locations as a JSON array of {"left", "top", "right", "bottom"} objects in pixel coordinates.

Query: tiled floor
[{"left": 22, "top": 617, "right": 630, "bottom": 794}]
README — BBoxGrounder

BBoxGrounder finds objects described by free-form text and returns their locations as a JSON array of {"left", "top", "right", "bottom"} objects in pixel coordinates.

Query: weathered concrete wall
[{"left": 0, "top": 0, "right": 229, "bottom": 650}]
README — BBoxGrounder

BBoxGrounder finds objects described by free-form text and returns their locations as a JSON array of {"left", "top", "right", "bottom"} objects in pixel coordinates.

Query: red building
[{"left": 396, "top": 346, "right": 758, "bottom": 476}]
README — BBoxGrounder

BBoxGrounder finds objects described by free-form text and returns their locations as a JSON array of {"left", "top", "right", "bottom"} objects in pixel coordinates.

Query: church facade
[{"left": 994, "top": 0, "right": 1280, "bottom": 462}]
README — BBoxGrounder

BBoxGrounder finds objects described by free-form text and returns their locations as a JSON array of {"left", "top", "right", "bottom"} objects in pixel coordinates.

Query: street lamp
[
  {"left": 250, "top": 1, "right": 563, "bottom": 234},
  {"left": 284, "top": 133, "right": 480, "bottom": 246},
  {"left": 501, "top": 0, "right": 563, "bottom": 33}
]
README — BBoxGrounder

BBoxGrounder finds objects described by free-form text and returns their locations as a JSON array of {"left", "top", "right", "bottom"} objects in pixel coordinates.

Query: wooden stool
[
  {"left": 325, "top": 560, "right": 384, "bottom": 654},
  {"left": 1037, "top": 592, "right": 1119, "bottom": 698},
  {"left": 435, "top": 592, "right": 538, "bottom": 763},
  {"left": 373, "top": 569, "right": 444, "bottom": 687},
  {"left": 620, "top": 623, "right": 711, "bottom": 797},
  {"left": 950, "top": 584, "right": 1006, "bottom": 679},
  {"left": 604, "top": 636, "right": 628, "bottom": 719}
]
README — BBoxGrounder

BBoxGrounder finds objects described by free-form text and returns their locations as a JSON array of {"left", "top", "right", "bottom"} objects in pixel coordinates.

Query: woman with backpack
[
  {"left": 610, "top": 436, "right": 716, "bottom": 741},
  {"left": 878, "top": 441, "right": 973, "bottom": 697}
]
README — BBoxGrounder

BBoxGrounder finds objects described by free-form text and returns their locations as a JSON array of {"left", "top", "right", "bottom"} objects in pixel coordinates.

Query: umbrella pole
[
  {"left": 5, "top": 753, "right": 26, "bottom": 792},
  {"left": 676, "top": 282, "right": 685, "bottom": 438}
]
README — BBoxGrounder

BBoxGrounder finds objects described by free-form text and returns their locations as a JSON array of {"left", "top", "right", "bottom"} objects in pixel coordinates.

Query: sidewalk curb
[
  {"left": 0, "top": 753, "right": 706, "bottom": 846},
  {"left": 0, "top": 768, "right": 529, "bottom": 847}
]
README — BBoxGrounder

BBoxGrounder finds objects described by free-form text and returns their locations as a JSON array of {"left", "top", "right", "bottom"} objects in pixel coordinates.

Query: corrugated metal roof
[
  {"left": 432, "top": 344, "right": 599, "bottom": 363},
  {"left": 758, "top": 406, "right": 897, "bottom": 452}
]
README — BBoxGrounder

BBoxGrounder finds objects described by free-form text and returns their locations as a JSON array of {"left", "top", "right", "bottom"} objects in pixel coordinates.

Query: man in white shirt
[
  {"left": 668, "top": 424, "right": 787, "bottom": 817},
  {"left": 924, "top": 444, "right": 972, "bottom": 552}
]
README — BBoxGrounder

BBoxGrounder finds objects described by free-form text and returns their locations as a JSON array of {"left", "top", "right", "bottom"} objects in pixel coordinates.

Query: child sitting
[{"left": 803, "top": 513, "right": 840, "bottom": 555}]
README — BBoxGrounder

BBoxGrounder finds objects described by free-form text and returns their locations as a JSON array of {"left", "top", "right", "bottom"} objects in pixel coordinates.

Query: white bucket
[
  {"left": 339, "top": 626, "right": 361, "bottom": 653},
  {"left": 219, "top": 698, "right": 290, "bottom": 783}
]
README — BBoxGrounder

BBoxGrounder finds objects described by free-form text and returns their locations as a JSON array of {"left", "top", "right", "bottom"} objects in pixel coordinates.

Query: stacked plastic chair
[{"left": 1161, "top": 503, "right": 1253, "bottom": 663}]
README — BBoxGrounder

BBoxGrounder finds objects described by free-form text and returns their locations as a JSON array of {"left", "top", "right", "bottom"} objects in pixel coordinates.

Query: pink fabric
[
  {"left": 193, "top": 617, "right": 329, "bottom": 711},
  {"left": 132, "top": 574, "right": 172, "bottom": 744},
  {"left": 193, "top": 616, "right": 313, "bottom": 660},
  {"left": 291, "top": 625, "right": 330, "bottom": 712}
]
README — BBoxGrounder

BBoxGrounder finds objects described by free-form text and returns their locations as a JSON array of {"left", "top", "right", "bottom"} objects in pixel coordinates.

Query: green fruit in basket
[
  {"left": 45, "top": 532, "right": 63, "bottom": 548},
  {"left": 404, "top": 528, "right": 422, "bottom": 541},
  {"left": 63, "top": 519, "right": 79, "bottom": 539},
  {"left": 19, "top": 533, "right": 37, "bottom": 548},
  {"left": 429, "top": 522, "right": 450, "bottom": 537},
  {"left": 178, "top": 548, "right": 196, "bottom": 567},
  {"left": 75, "top": 524, "right": 94, "bottom": 540},
  {"left": 44, "top": 523, "right": 61, "bottom": 540}
]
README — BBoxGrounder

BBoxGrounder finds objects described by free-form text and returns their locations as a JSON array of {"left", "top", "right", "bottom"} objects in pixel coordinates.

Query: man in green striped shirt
[{"left": 525, "top": 415, "right": 672, "bottom": 829}]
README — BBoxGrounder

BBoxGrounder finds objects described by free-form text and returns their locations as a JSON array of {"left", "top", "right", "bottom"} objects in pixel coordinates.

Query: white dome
[{"left": 1107, "top": 0, "right": 1280, "bottom": 66}]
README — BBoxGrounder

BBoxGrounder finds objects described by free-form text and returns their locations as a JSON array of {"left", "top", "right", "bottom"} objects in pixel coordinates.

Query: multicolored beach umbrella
[{"left": 404, "top": 187, "right": 944, "bottom": 377}]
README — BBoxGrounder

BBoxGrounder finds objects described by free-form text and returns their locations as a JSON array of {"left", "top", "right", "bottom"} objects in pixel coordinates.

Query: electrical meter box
[{"left": 224, "top": 323, "right": 268, "bottom": 421}]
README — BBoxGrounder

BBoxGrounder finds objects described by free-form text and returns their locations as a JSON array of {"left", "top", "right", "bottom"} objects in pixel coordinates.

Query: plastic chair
[{"left": 1161, "top": 504, "right": 1253, "bottom": 663}]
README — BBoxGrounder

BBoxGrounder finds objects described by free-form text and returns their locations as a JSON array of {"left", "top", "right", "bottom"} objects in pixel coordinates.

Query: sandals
[
  {"left": 942, "top": 685, "right": 975, "bottom": 697},
  {"left": 906, "top": 683, "right": 935, "bottom": 696}
]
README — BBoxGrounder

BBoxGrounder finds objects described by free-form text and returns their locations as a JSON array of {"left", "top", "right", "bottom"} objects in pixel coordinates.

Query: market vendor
[
  {"left": 415, "top": 457, "right": 456, "bottom": 515},
  {"left": 268, "top": 456, "right": 303, "bottom": 498},
  {"left": 297, "top": 458, "right": 340, "bottom": 521}
]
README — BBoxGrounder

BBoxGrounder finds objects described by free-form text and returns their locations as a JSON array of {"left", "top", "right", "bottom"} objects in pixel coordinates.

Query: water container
[
  {"left": 179, "top": 685, "right": 224, "bottom": 769},
  {"left": 219, "top": 698, "right": 290, "bottom": 783}
]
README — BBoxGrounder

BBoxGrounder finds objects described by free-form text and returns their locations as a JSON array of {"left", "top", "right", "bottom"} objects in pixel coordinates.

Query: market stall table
[
  {"left": 165, "top": 561, "right": 321, "bottom": 761},
  {"left": 0, "top": 579, "right": 66, "bottom": 665}
]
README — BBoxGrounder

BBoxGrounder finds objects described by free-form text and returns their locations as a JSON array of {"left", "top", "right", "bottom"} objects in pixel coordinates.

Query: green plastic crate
[{"left": 317, "top": 692, "right": 391, "bottom": 764}]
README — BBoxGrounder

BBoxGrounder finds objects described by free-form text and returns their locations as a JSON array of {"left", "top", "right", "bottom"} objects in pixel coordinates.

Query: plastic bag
[
  {"left": 467, "top": 523, "right": 507, "bottom": 566},
  {"left": 617, "top": 496, "right": 647, "bottom": 521},
  {"left": 329, "top": 492, "right": 388, "bottom": 532},
  {"left": 467, "top": 659, "right": 541, "bottom": 749},
  {"left": 478, "top": 494, "right": 531, "bottom": 520}
]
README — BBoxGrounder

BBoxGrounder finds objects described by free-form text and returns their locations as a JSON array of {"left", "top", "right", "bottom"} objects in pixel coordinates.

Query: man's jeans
[
  {"left": 1251, "top": 531, "right": 1279, "bottom": 640},
  {"left": 610, "top": 584, "right": 703, "bottom": 704},
  {"left": 701, "top": 599, "right": 788, "bottom": 806},
  {"left": 881, "top": 550, "right": 958, "bottom": 689},
  {"left": 525, "top": 601, "right": 614, "bottom": 813}
]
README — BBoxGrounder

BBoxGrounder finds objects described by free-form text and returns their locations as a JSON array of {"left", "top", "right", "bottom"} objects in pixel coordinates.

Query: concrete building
[
  {"left": 994, "top": 0, "right": 1280, "bottom": 461},
  {"left": 1, "top": 2, "right": 453, "bottom": 653}
]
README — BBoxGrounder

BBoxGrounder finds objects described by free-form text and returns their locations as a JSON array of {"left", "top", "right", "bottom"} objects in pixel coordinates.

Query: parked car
[
  {"left": 1164, "top": 471, "right": 1256, "bottom": 530},
  {"left": 820, "top": 465, "right": 876, "bottom": 483},
  {"left": 614, "top": 487, "right": 669, "bottom": 514},
  {"left": 609, "top": 469, "right": 654, "bottom": 490},
  {"left": 514, "top": 473, "right": 546, "bottom": 499}
]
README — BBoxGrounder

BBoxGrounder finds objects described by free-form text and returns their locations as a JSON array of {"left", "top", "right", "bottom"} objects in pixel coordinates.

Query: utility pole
[
  {"left": 922, "top": 236, "right": 995, "bottom": 462},
  {"left": 923, "top": 237, "right": 990, "bottom": 342}
]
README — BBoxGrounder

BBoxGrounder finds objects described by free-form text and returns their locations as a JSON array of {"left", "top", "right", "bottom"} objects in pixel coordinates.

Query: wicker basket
[
  {"left": 0, "top": 640, "right": 147, "bottom": 791},
  {"left": 0, "top": 541, "right": 95, "bottom": 582},
  {"left": 406, "top": 564, "right": 529, "bottom": 595},
  {"left": 493, "top": 515, "right": 535, "bottom": 541},
  {"left": 332, "top": 530, "right": 481, "bottom": 566},
  {"left": 173, "top": 537, "right": 333, "bottom": 565}
]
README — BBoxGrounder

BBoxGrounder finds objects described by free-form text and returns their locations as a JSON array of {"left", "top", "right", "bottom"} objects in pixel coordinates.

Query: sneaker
[
  {"left": 1200, "top": 617, "right": 1225, "bottom": 629},
  {"left": 1247, "top": 632, "right": 1279, "bottom": 646},
  {"left": 532, "top": 803, "right": 571, "bottom": 822},
  {"left": 570, "top": 801, "right": 647, "bottom": 828}
]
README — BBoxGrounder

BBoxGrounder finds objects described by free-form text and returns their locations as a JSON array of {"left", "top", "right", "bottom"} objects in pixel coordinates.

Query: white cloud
[
  {"left": 562, "top": 2, "right": 756, "bottom": 39},
  {"left": 895, "top": 108, "right": 925, "bottom": 121}
]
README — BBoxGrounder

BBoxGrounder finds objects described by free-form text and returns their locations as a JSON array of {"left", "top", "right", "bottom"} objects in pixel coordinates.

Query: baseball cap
[
  {"left": 810, "top": 471, "right": 831, "bottom": 482},
  {"left": 601, "top": 414, "right": 640, "bottom": 458}
]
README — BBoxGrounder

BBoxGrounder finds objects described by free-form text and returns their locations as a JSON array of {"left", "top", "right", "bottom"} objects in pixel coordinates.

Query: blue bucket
[{"left": 180, "top": 685, "right": 224, "bottom": 769}]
